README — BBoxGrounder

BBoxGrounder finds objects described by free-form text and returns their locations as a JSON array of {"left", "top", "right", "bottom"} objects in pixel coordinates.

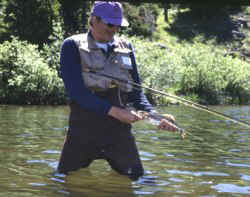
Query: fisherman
[{"left": 58, "top": 1, "right": 177, "bottom": 180}]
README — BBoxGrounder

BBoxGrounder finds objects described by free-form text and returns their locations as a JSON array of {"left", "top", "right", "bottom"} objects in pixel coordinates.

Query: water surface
[{"left": 0, "top": 105, "right": 250, "bottom": 196}]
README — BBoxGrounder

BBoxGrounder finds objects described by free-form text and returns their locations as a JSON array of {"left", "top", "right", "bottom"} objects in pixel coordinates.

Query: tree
[
  {"left": 167, "top": 4, "right": 245, "bottom": 43},
  {"left": 3, "top": 0, "right": 54, "bottom": 46},
  {"left": 122, "top": 2, "right": 160, "bottom": 39},
  {"left": 58, "top": 0, "right": 91, "bottom": 37}
]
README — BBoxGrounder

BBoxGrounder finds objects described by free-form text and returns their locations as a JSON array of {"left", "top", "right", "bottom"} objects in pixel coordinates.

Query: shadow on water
[
  {"left": 167, "top": 5, "right": 244, "bottom": 44},
  {"left": 0, "top": 105, "right": 250, "bottom": 196}
]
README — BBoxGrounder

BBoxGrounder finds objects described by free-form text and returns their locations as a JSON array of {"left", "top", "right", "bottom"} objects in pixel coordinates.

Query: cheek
[
  {"left": 106, "top": 29, "right": 116, "bottom": 36},
  {"left": 99, "top": 27, "right": 110, "bottom": 36},
  {"left": 103, "top": 30, "right": 114, "bottom": 39}
]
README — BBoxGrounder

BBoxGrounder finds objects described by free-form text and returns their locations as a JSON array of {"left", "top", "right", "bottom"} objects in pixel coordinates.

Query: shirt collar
[{"left": 87, "top": 31, "right": 118, "bottom": 50}]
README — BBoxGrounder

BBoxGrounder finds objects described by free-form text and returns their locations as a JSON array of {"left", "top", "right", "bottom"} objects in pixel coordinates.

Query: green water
[{"left": 0, "top": 105, "right": 250, "bottom": 197}]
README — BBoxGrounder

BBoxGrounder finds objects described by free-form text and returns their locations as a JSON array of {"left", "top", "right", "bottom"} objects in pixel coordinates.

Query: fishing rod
[{"left": 85, "top": 70, "right": 250, "bottom": 129}]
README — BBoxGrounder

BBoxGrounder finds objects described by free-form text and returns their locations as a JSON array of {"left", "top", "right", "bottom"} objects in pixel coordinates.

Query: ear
[{"left": 92, "top": 16, "right": 101, "bottom": 25}]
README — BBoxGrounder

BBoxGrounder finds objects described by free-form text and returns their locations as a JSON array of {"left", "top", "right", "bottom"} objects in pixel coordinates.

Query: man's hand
[
  {"left": 161, "top": 113, "right": 176, "bottom": 123},
  {"left": 108, "top": 106, "right": 143, "bottom": 124},
  {"left": 142, "top": 111, "right": 178, "bottom": 132},
  {"left": 158, "top": 119, "right": 178, "bottom": 132}
]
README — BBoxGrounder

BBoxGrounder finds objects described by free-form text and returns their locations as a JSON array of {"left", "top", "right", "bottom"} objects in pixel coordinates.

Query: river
[{"left": 0, "top": 105, "right": 250, "bottom": 196}]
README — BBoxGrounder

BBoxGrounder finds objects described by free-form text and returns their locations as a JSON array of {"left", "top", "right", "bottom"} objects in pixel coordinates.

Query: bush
[
  {"left": 129, "top": 36, "right": 183, "bottom": 104},
  {"left": 41, "top": 20, "right": 64, "bottom": 71},
  {"left": 122, "top": 3, "right": 161, "bottom": 38},
  {"left": 175, "top": 42, "right": 250, "bottom": 104},
  {"left": 3, "top": 0, "right": 54, "bottom": 46},
  {"left": 0, "top": 35, "right": 249, "bottom": 106},
  {"left": 0, "top": 37, "right": 65, "bottom": 105},
  {"left": 129, "top": 37, "right": 250, "bottom": 105}
]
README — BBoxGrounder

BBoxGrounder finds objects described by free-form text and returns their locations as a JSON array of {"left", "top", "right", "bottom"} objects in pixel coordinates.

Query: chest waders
[
  {"left": 58, "top": 34, "right": 144, "bottom": 180},
  {"left": 57, "top": 88, "right": 144, "bottom": 180}
]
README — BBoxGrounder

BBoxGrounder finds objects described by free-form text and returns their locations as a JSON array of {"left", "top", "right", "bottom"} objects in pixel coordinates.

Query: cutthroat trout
[{"left": 137, "top": 111, "right": 186, "bottom": 139}]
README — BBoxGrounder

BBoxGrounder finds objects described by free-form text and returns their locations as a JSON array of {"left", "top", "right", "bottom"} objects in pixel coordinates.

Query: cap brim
[{"left": 121, "top": 18, "right": 129, "bottom": 27}]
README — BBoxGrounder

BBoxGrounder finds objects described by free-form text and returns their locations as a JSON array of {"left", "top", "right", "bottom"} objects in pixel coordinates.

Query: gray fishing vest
[{"left": 72, "top": 33, "right": 134, "bottom": 92}]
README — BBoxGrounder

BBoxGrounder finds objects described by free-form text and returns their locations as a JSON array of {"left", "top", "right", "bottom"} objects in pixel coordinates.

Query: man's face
[{"left": 91, "top": 16, "right": 120, "bottom": 43}]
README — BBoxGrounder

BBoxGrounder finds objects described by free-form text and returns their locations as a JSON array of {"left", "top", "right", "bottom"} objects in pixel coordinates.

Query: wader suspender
[{"left": 118, "top": 44, "right": 137, "bottom": 108}]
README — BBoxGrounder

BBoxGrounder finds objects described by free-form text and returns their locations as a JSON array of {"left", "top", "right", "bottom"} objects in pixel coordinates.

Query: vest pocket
[
  {"left": 90, "top": 51, "right": 105, "bottom": 70},
  {"left": 111, "top": 53, "right": 133, "bottom": 92},
  {"left": 79, "top": 49, "right": 105, "bottom": 70},
  {"left": 115, "top": 53, "right": 133, "bottom": 70},
  {"left": 82, "top": 72, "right": 112, "bottom": 90}
]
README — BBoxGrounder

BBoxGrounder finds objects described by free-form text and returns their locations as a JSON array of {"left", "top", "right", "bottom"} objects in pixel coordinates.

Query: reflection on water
[{"left": 0, "top": 105, "right": 250, "bottom": 196}]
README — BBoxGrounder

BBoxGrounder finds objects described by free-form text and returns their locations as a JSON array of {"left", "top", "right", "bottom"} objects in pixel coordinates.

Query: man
[{"left": 58, "top": 1, "right": 177, "bottom": 181}]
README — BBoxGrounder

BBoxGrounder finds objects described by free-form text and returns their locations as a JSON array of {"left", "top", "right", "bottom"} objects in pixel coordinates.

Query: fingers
[
  {"left": 119, "top": 109, "right": 137, "bottom": 124},
  {"left": 108, "top": 106, "right": 143, "bottom": 124},
  {"left": 158, "top": 119, "right": 178, "bottom": 132},
  {"left": 130, "top": 110, "right": 143, "bottom": 123},
  {"left": 162, "top": 114, "right": 176, "bottom": 123}
]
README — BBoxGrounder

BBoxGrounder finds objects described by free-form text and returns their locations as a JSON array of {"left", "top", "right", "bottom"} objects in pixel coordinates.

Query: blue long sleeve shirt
[{"left": 60, "top": 36, "right": 153, "bottom": 115}]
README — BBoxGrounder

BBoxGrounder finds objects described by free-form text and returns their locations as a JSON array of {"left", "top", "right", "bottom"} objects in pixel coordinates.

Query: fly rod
[{"left": 85, "top": 70, "right": 250, "bottom": 129}]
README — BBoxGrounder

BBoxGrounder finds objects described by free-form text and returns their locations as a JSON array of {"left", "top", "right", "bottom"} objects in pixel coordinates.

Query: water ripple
[
  {"left": 168, "top": 177, "right": 185, "bottom": 183},
  {"left": 224, "top": 160, "right": 250, "bottom": 168},
  {"left": 42, "top": 150, "right": 60, "bottom": 154},
  {"left": 211, "top": 184, "right": 250, "bottom": 194},
  {"left": 167, "top": 169, "right": 229, "bottom": 177},
  {"left": 29, "top": 182, "right": 47, "bottom": 186},
  {"left": 140, "top": 151, "right": 156, "bottom": 157},
  {"left": 1, "top": 105, "right": 250, "bottom": 196},
  {"left": 27, "top": 159, "right": 58, "bottom": 169},
  {"left": 241, "top": 174, "right": 250, "bottom": 181}
]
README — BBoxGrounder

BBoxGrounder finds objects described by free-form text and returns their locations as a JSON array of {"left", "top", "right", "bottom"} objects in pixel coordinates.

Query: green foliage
[
  {"left": 3, "top": 0, "right": 54, "bottom": 46},
  {"left": 128, "top": 36, "right": 250, "bottom": 105},
  {"left": 0, "top": 1, "right": 249, "bottom": 106},
  {"left": 175, "top": 42, "right": 250, "bottom": 104},
  {"left": 152, "top": 7, "right": 250, "bottom": 105},
  {"left": 0, "top": 1, "right": 162, "bottom": 42},
  {"left": 42, "top": 20, "right": 65, "bottom": 71},
  {"left": 128, "top": 36, "right": 182, "bottom": 104},
  {"left": 0, "top": 0, "right": 9, "bottom": 42},
  {"left": 0, "top": 37, "right": 65, "bottom": 105},
  {"left": 122, "top": 3, "right": 161, "bottom": 38},
  {"left": 132, "top": 37, "right": 182, "bottom": 87},
  {"left": 58, "top": 0, "right": 91, "bottom": 37}
]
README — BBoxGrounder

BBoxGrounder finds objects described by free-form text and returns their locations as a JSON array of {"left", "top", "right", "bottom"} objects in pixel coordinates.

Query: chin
[{"left": 107, "top": 34, "right": 115, "bottom": 40}]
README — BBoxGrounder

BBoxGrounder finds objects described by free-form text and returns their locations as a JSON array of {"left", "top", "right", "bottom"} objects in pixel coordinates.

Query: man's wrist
[{"left": 108, "top": 106, "right": 119, "bottom": 118}]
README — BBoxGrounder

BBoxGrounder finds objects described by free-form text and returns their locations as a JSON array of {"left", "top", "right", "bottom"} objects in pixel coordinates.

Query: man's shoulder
[
  {"left": 66, "top": 33, "right": 88, "bottom": 44},
  {"left": 114, "top": 36, "right": 132, "bottom": 52},
  {"left": 114, "top": 36, "right": 131, "bottom": 47}
]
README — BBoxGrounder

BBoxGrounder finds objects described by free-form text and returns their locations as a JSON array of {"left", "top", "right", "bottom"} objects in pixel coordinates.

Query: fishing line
[
  {"left": 84, "top": 70, "right": 250, "bottom": 129},
  {"left": 83, "top": 70, "right": 250, "bottom": 158}
]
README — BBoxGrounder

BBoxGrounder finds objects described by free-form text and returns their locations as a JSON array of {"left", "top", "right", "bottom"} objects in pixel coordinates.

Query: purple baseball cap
[{"left": 91, "top": 1, "right": 129, "bottom": 27}]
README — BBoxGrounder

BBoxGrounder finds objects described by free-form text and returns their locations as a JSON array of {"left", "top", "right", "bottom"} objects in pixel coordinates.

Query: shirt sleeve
[
  {"left": 59, "top": 38, "right": 112, "bottom": 114},
  {"left": 127, "top": 45, "right": 155, "bottom": 112}
]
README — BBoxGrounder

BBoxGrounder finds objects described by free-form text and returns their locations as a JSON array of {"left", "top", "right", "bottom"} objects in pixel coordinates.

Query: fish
[{"left": 137, "top": 111, "right": 187, "bottom": 139}]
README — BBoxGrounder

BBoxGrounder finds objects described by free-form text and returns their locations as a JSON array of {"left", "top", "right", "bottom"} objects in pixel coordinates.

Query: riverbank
[{"left": 0, "top": 7, "right": 250, "bottom": 106}]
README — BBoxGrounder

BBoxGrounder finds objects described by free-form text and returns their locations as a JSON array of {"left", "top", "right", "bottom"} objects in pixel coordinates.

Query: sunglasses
[
  {"left": 105, "top": 23, "right": 121, "bottom": 28},
  {"left": 97, "top": 17, "right": 121, "bottom": 28}
]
